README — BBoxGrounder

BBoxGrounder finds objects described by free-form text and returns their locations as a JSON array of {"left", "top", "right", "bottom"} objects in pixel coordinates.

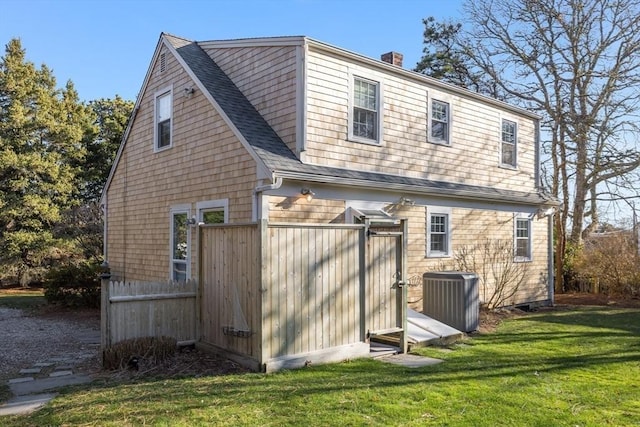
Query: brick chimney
[{"left": 381, "top": 51, "right": 403, "bottom": 67}]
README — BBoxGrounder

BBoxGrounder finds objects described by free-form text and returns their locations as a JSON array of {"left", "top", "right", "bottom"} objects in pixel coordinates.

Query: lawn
[
  {"left": 0, "top": 288, "right": 46, "bottom": 311},
  {"left": 4, "top": 305, "right": 640, "bottom": 426}
]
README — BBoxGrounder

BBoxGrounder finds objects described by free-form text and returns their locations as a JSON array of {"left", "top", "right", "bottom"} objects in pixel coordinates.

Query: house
[{"left": 102, "top": 33, "right": 557, "bottom": 370}]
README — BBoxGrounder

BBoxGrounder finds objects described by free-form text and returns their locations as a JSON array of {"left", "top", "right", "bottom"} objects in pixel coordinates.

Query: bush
[
  {"left": 573, "top": 232, "right": 640, "bottom": 297},
  {"left": 452, "top": 239, "right": 529, "bottom": 309},
  {"left": 102, "top": 336, "right": 177, "bottom": 370},
  {"left": 43, "top": 261, "right": 101, "bottom": 308}
]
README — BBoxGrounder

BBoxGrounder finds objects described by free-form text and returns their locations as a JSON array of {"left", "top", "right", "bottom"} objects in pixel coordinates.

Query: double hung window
[
  {"left": 515, "top": 216, "right": 532, "bottom": 261},
  {"left": 155, "top": 88, "right": 172, "bottom": 151},
  {"left": 501, "top": 119, "right": 517, "bottom": 167},
  {"left": 427, "top": 208, "right": 452, "bottom": 257},
  {"left": 351, "top": 76, "right": 381, "bottom": 143},
  {"left": 429, "top": 99, "right": 450, "bottom": 144},
  {"left": 170, "top": 206, "right": 190, "bottom": 281}
]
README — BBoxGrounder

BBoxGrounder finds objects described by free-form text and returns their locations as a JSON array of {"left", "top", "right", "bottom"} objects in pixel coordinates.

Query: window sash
[
  {"left": 171, "top": 211, "right": 189, "bottom": 281},
  {"left": 353, "top": 78, "right": 378, "bottom": 141},
  {"left": 201, "top": 209, "right": 224, "bottom": 224},
  {"left": 155, "top": 90, "right": 172, "bottom": 150},
  {"left": 501, "top": 119, "right": 517, "bottom": 166},
  {"left": 515, "top": 218, "right": 531, "bottom": 259},
  {"left": 431, "top": 100, "right": 449, "bottom": 143},
  {"left": 157, "top": 120, "right": 171, "bottom": 148},
  {"left": 429, "top": 213, "right": 449, "bottom": 254}
]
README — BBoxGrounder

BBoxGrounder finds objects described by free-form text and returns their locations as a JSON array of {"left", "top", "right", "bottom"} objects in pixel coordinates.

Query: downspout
[
  {"left": 102, "top": 194, "right": 108, "bottom": 263},
  {"left": 296, "top": 41, "right": 308, "bottom": 160},
  {"left": 547, "top": 212, "right": 555, "bottom": 305},
  {"left": 253, "top": 176, "right": 283, "bottom": 221},
  {"left": 534, "top": 118, "right": 541, "bottom": 190}
]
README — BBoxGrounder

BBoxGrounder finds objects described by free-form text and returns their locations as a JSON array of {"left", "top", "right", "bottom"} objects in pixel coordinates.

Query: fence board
[
  {"left": 199, "top": 224, "right": 261, "bottom": 360},
  {"left": 102, "top": 279, "right": 197, "bottom": 347},
  {"left": 262, "top": 224, "right": 364, "bottom": 359}
]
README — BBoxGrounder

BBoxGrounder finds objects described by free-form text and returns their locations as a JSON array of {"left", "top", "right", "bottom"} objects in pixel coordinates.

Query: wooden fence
[
  {"left": 101, "top": 279, "right": 198, "bottom": 349},
  {"left": 198, "top": 221, "right": 405, "bottom": 371}
]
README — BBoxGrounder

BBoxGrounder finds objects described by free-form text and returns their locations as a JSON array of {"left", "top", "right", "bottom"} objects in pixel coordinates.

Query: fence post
[{"left": 100, "top": 261, "right": 112, "bottom": 364}]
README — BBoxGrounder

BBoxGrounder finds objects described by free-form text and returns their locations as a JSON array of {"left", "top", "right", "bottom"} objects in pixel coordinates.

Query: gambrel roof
[{"left": 104, "top": 33, "right": 557, "bottom": 207}]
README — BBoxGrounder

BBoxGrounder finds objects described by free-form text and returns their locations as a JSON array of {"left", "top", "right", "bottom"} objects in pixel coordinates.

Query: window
[
  {"left": 515, "top": 216, "right": 532, "bottom": 261},
  {"left": 427, "top": 208, "right": 451, "bottom": 257},
  {"left": 501, "top": 119, "right": 517, "bottom": 167},
  {"left": 429, "top": 99, "right": 450, "bottom": 144},
  {"left": 197, "top": 199, "right": 228, "bottom": 224},
  {"left": 170, "top": 206, "right": 190, "bottom": 281},
  {"left": 155, "top": 88, "right": 172, "bottom": 151},
  {"left": 350, "top": 76, "right": 381, "bottom": 143}
]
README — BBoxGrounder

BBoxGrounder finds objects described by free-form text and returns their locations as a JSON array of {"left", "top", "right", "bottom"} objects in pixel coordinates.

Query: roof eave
[{"left": 273, "top": 170, "right": 558, "bottom": 207}]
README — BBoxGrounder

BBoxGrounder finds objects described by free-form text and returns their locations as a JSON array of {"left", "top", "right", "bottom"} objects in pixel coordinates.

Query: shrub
[
  {"left": 573, "top": 232, "right": 640, "bottom": 297},
  {"left": 43, "top": 261, "right": 101, "bottom": 308},
  {"left": 439, "top": 239, "right": 529, "bottom": 310},
  {"left": 102, "top": 336, "right": 177, "bottom": 370}
]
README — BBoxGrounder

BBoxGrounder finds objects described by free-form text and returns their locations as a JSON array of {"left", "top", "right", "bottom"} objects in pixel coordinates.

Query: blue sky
[{"left": 0, "top": 0, "right": 463, "bottom": 102}]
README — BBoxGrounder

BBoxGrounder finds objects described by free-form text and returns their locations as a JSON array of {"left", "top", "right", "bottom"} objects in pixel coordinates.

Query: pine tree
[{"left": 0, "top": 39, "right": 89, "bottom": 284}]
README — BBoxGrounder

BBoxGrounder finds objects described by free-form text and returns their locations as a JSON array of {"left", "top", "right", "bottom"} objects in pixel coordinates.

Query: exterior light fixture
[{"left": 301, "top": 188, "right": 315, "bottom": 202}]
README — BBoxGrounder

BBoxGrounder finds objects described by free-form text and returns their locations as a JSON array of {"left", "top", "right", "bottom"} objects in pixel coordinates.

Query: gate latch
[{"left": 395, "top": 270, "right": 405, "bottom": 288}]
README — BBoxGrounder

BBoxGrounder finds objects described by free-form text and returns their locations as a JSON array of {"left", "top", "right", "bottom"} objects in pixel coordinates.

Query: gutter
[
  {"left": 253, "top": 176, "right": 283, "bottom": 220},
  {"left": 274, "top": 170, "right": 558, "bottom": 207}
]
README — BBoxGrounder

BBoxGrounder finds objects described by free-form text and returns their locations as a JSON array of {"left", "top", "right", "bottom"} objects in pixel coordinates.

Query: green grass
[
  {"left": 0, "top": 288, "right": 46, "bottom": 311},
  {"left": 5, "top": 306, "right": 640, "bottom": 426}
]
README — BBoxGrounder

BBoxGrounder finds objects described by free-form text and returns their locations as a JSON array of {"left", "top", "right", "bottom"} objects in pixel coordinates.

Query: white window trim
[
  {"left": 500, "top": 117, "right": 518, "bottom": 169},
  {"left": 154, "top": 85, "right": 174, "bottom": 153},
  {"left": 196, "top": 199, "right": 229, "bottom": 223},
  {"left": 427, "top": 94, "right": 452, "bottom": 146},
  {"left": 514, "top": 213, "right": 533, "bottom": 262},
  {"left": 170, "top": 204, "right": 191, "bottom": 281},
  {"left": 348, "top": 72, "right": 384, "bottom": 145},
  {"left": 426, "top": 206, "right": 452, "bottom": 258}
]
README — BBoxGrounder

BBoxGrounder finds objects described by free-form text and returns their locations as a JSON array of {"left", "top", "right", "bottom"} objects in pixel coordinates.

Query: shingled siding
[
  {"left": 106, "top": 44, "right": 257, "bottom": 281},
  {"left": 204, "top": 45, "right": 299, "bottom": 156},
  {"left": 267, "top": 197, "right": 549, "bottom": 309},
  {"left": 303, "top": 47, "right": 537, "bottom": 193},
  {"left": 398, "top": 205, "right": 550, "bottom": 308}
]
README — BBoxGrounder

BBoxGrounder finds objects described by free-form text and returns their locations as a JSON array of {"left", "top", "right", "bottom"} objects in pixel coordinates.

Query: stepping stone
[
  {"left": 9, "top": 374, "right": 91, "bottom": 396},
  {"left": 19, "top": 368, "right": 42, "bottom": 375},
  {"left": 49, "top": 370, "right": 73, "bottom": 378},
  {"left": 379, "top": 354, "right": 443, "bottom": 368},
  {"left": 34, "top": 362, "right": 54, "bottom": 367},
  {"left": 55, "top": 365, "right": 73, "bottom": 370},
  {"left": 0, "top": 393, "right": 58, "bottom": 416},
  {"left": 8, "top": 377, "right": 34, "bottom": 384}
]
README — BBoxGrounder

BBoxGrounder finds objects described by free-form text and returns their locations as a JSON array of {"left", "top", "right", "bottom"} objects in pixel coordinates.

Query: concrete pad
[
  {"left": 380, "top": 353, "right": 443, "bottom": 368},
  {"left": 8, "top": 377, "right": 34, "bottom": 384},
  {"left": 9, "top": 374, "right": 92, "bottom": 396},
  {"left": 19, "top": 368, "right": 42, "bottom": 374},
  {"left": 49, "top": 370, "right": 73, "bottom": 377},
  {"left": 0, "top": 393, "right": 57, "bottom": 416}
]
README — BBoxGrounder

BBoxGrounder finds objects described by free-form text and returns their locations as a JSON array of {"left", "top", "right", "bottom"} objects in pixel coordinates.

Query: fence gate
[
  {"left": 364, "top": 220, "right": 408, "bottom": 353},
  {"left": 197, "top": 220, "right": 408, "bottom": 370}
]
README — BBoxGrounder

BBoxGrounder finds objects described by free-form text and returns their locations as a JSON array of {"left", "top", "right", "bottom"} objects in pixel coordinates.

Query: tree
[
  {"left": 78, "top": 96, "right": 133, "bottom": 203},
  {"left": 415, "top": 16, "right": 501, "bottom": 98},
  {"left": 0, "top": 39, "right": 90, "bottom": 284},
  {"left": 55, "top": 96, "right": 134, "bottom": 265},
  {"left": 418, "top": 1, "right": 640, "bottom": 291}
]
